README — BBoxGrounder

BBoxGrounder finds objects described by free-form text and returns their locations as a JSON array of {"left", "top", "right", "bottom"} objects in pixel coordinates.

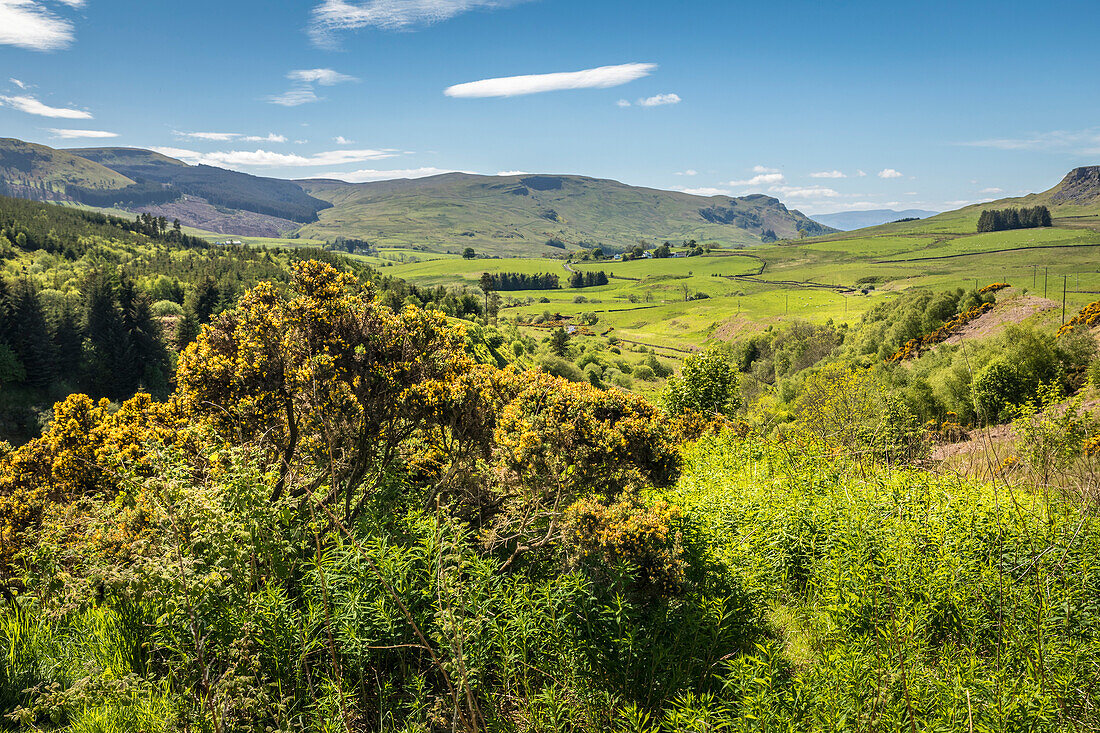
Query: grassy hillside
[
  {"left": 0, "top": 137, "right": 134, "bottom": 197},
  {"left": 297, "top": 173, "right": 832, "bottom": 256},
  {"left": 383, "top": 168, "right": 1100, "bottom": 354},
  {"left": 69, "top": 147, "right": 334, "bottom": 224}
]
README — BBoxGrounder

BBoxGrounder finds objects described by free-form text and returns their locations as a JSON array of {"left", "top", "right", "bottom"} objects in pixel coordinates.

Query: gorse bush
[{"left": 3, "top": 259, "right": 1100, "bottom": 731}]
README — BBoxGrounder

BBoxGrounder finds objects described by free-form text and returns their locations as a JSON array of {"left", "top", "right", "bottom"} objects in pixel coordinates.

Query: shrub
[
  {"left": 151, "top": 299, "right": 183, "bottom": 317},
  {"left": 663, "top": 348, "right": 741, "bottom": 418},
  {"left": 538, "top": 356, "right": 583, "bottom": 382},
  {"left": 565, "top": 491, "right": 685, "bottom": 596},
  {"left": 971, "top": 358, "right": 1025, "bottom": 422}
]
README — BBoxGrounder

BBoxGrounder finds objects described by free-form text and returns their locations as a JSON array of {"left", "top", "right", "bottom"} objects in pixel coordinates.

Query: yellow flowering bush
[{"left": 564, "top": 491, "right": 685, "bottom": 597}]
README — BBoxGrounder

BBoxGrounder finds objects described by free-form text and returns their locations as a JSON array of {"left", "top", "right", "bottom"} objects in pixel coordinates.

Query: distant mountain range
[
  {"left": 0, "top": 137, "right": 832, "bottom": 253},
  {"left": 809, "top": 209, "right": 940, "bottom": 231}
]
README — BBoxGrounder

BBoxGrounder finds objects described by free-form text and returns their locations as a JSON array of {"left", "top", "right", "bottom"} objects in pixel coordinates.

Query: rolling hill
[
  {"left": 296, "top": 173, "right": 832, "bottom": 256},
  {"left": 69, "top": 147, "right": 334, "bottom": 225},
  {"left": 0, "top": 137, "right": 135, "bottom": 199},
  {"left": 0, "top": 138, "right": 834, "bottom": 250},
  {"left": 810, "top": 208, "right": 939, "bottom": 231}
]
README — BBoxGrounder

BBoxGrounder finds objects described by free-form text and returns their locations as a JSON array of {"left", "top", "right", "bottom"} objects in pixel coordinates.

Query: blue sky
[{"left": 2, "top": 0, "right": 1099, "bottom": 214}]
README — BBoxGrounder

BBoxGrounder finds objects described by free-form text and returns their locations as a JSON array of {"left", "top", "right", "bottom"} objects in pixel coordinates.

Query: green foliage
[
  {"left": 663, "top": 348, "right": 741, "bottom": 418},
  {"left": 971, "top": 358, "right": 1025, "bottom": 421},
  {"left": 977, "top": 205, "right": 1052, "bottom": 232}
]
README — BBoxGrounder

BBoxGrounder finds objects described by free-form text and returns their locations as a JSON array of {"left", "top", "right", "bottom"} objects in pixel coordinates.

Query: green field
[{"left": 382, "top": 203, "right": 1100, "bottom": 355}]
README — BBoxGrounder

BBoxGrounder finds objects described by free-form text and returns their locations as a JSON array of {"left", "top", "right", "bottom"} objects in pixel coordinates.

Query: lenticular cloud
[{"left": 445, "top": 63, "right": 657, "bottom": 99}]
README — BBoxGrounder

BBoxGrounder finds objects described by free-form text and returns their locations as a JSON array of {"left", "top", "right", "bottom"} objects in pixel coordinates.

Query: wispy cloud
[
  {"left": 958, "top": 129, "right": 1100, "bottom": 153},
  {"left": 878, "top": 168, "right": 903, "bottom": 179},
  {"left": 309, "top": 0, "right": 529, "bottom": 45},
  {"left": 674, "top": 170, "right": 697, "bottom": 176},
  {"left": 979, "top": 187, "right": 1004, "bottom": 194},
  {"left": 616, "top": 99, "right": 631, "bottom": 108},
  {"left": 269, "top": 88, "right": 320, "bottom": 107},
  {"left": 496, "top": 170, "right": 528, "bottom": 176},
  {"left": 333, "top": 135, "right": 354, "bottom": 145},
  {"left": 47, "top": 128, "right": 117, "bottom": 138},
  {"left": 316, "top": 166, "right": 470, "bottom": 182},
  {"left": 0, "top": 0, "right": 77, "bottom": 51},
  {"left": 637, "top": 93, "right": 680, "bottom": 107},
  {"left": 0, "top": 94, "right": 90, "bottom": 118},
  {"left": 809, "top": 170, "right": 846, "bottom": 179},
  {"left": 856, "top": 170, "right": 867, "bottom": 177},
  {"left": 151, "top": 146, "right": 399, "bottom": 169},
  {"left": 175, "top": 131, "right": 238, "bottom": 141},
  {"left": 9, "top": 78, "right": 27, "bottom": 89},
  {"left": 175, "top": 130, "right": 287, "bottom": 143},
  {"left": 269, "top": 68, "right": 357, "bottom": 106},
  {"left": 445, "top": 62, "right": 656, "bottom": 98},
  {"left": 288, "top": 68, "right": 358, "bottom": 85}
]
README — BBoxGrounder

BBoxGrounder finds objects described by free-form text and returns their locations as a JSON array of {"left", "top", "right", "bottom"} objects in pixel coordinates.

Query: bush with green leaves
[{"left": 662, "top": 348, "right": 741, "bottom": 418}]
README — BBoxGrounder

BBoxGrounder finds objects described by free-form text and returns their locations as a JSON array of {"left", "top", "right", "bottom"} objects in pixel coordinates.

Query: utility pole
[
  {"left": 785, "top": 292, "right": 789, "bottom": 315},
  {"left": 1063, "top": 275, "right": 1068, "bottom": 323},
  {"left": 1044, "top": 267, "right": 1048, "bottom": 299},
  {"left": 1032, "top": 266, "right": 1036, "bottom": 290}
]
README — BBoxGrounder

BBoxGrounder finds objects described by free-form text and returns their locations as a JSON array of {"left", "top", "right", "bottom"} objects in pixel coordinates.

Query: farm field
[{"left": 384, "top": 210, "right": 1100, "bottom": 355}]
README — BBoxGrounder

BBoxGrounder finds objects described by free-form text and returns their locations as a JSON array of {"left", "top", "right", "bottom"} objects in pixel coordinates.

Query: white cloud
[
  {"left": 175, "top": 130, "right": 239, "bottom": 141},
  {"left": 175, "top": 131, "right": 287, "bottom": 143},
  {"left": 0, "top": 0, "right": 75, "bottom": 51},
  {"left": 677, "top": 186, "right": 733, "bottom": 197},
  {"left": 287, "top": 68, "right": 358, "bottom": 85},
  {"left": 269, "top": 69, "right": 356, "bottom": 107},
  {"left": 333, "top": 135, "right": 354, "bottom": 145},
  {"left": 856, "top": 170, "right": 867, "bottom": 177},
  {"left": 753, "top": 165, "right": 779, "bottom": 174},
  {"left": 9, "top": 78, "right": 26, "bottom": 89},
  {"left": 318, "top": 166, "right": 471, "bottom": 182},
  {"left": 674, "top": 169, "right": 697, "bottom": 176},
  {"left": 243, "top": 133, "right": 287, "bottom": 143},
  {"left": 727, "top": 172, "right": 785, "bottom": 187},
  {"left": 878, "top": 168, "right": 903, "bottom": 179},
  {"left": 268, "top": 87, "right": 321, "bottom": 106},
  {"left": 809, "top": 170, "right": 846, "bottom": 179},
  {"left": 616, "top": 99, "right": 631, "bottom": 108},
  {"left": 309, "top": 0, "right": 528, "bottom": 45},
  {"left": 47, "top": 128, "right": 117, "bottom": 138},
  {"left": 637, "top": 93, "right": 680, "bottom": 107},
  {"left": 496, "top": 170, "right": 528, "bottom": 176},
  {"left": 445, "top": 62, "right": 656, "bottom": 98},
  {"left": 0, "top": 94, "right": 90, "bottom": 118},
  {"left": 979, "top": 187, "right": 1004, "bottom": 194},
  {"left": 151, "top": 146, "right": 400, "bottom": 169},
  {"left": 770, "top": 185, "right": 841, "bottom": 198}
]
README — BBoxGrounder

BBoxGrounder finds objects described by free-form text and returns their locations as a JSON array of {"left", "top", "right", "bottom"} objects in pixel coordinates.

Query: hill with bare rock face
[
  {"left": 2, "top": 138, "right": 833, "bottom": 250},
  {"left": 296, "top": 173, "right": 832, "bottom": 256}
]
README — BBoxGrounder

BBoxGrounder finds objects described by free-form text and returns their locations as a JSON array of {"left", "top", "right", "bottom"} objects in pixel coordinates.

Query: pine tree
[
  {"left": 52, "top": 298, "right": 84, "bottom": 384},
  {"left": 83, "top": 269, "right": 131, "bottom": 398},
  {"left": 10, "top": 279, "right": 56, "bottom": 389},
  {"left": 175, "top": 306, "right": 202, "bottom": 351},
  {"left": 190, "top": 277, "right": 220, "bottom": 324}
]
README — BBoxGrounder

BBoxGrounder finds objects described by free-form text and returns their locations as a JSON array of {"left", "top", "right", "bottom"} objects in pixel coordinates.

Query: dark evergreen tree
[
  {"left": 52, "top": 298, "right": 84, "bottom": 384},
  {"left": 119, "top": 276, "right": 169, "bottom": 397},
  {"left": 190, "top": 277, "right": 221, "bottom": 324},
  {"left": 175, "top": 306, "right": 202, "bottom": 351},
  {"left": 83, "top": 269, "right": 131, "bottom": 399},
  {"left": 9, "top": 279, "right": 55, "bottom": 389}
]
